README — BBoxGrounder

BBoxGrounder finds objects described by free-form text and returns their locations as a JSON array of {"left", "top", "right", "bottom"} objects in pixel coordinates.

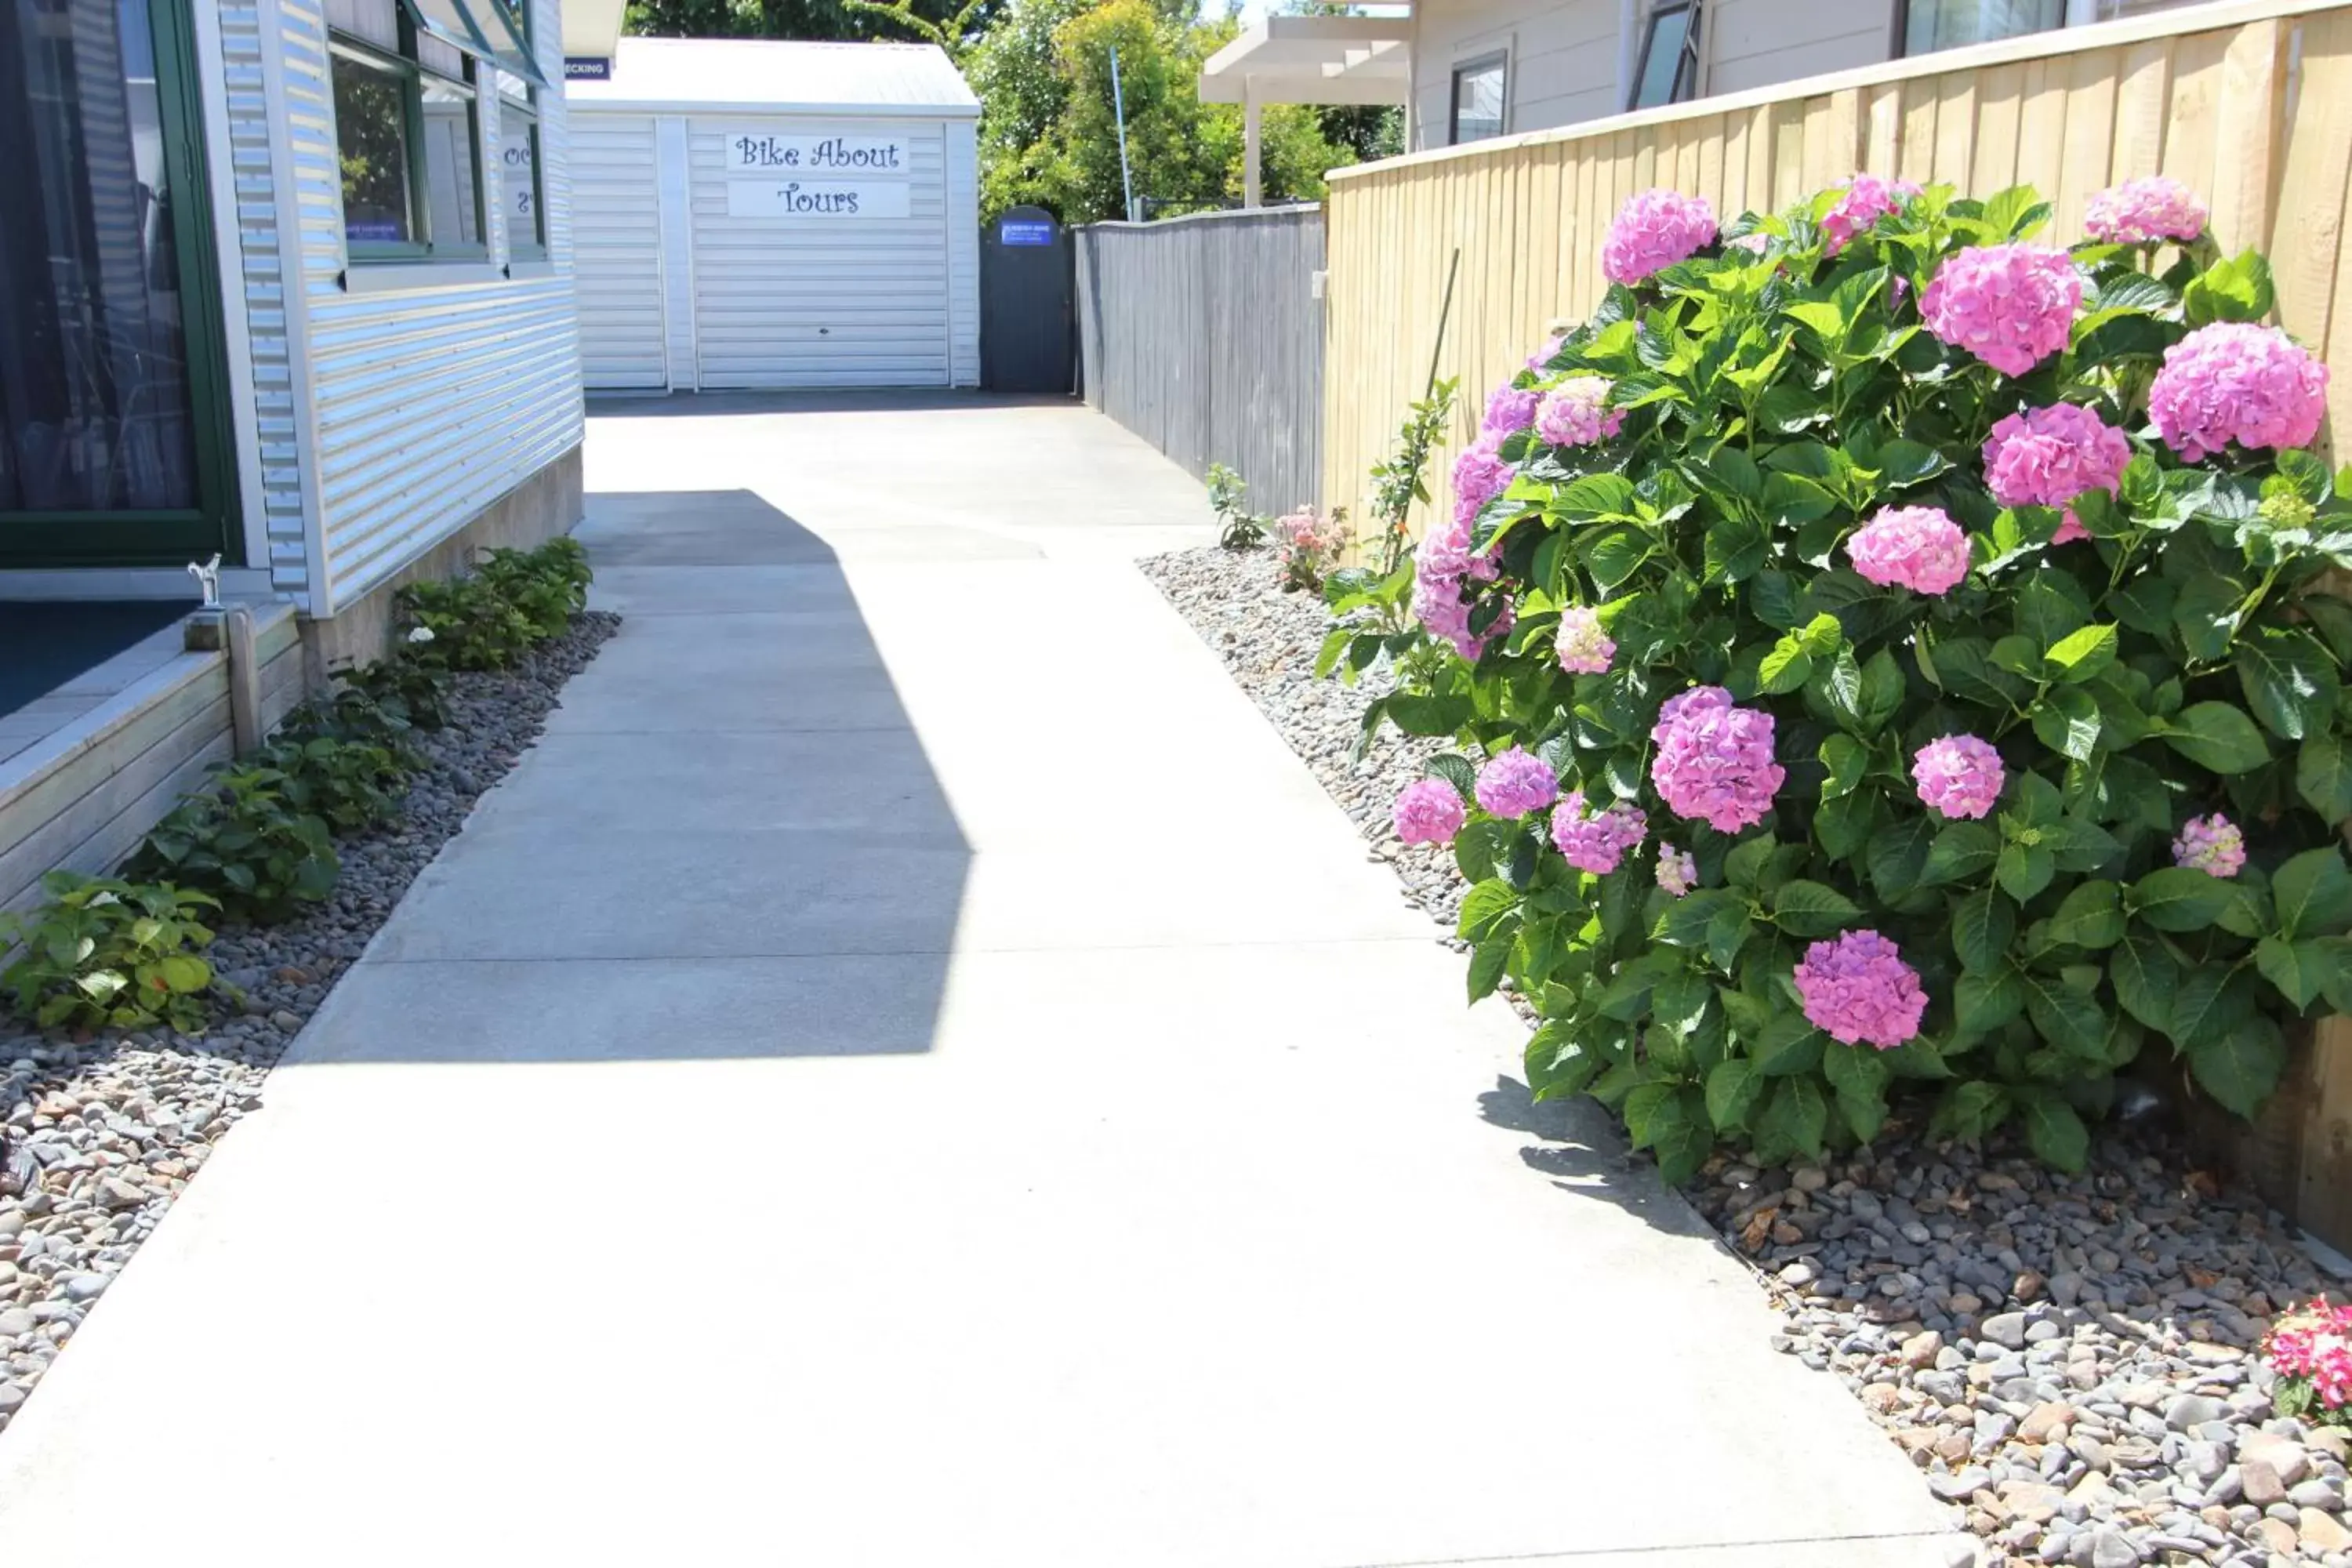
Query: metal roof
[{"left": 568, "top": 38, "right": 981, "bottom": 117}]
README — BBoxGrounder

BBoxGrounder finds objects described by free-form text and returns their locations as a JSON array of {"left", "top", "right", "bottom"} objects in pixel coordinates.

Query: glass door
[{"left": 0, "top": 0, "right": 237, "bottom": 567}]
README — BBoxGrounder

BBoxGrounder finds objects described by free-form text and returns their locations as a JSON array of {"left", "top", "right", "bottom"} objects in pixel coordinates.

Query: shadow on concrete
[
  {"left": 584, "top": 389, "right": 1076, "bottom": 418},
  {"left": 1477, "top": 1074, "right": 1727, "bottom": 1242}
]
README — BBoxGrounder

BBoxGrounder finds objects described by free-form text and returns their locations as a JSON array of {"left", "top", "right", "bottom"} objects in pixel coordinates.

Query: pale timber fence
[{"left": 1319, "top": 0, "right": 2352, "bottom": 1247}]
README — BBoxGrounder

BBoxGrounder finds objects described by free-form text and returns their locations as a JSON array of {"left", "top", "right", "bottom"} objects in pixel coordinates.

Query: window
[
  {"left": 1898, "top": 0, "right": 2064, "bottom": 56},
  {"left": 1628, "top": 2, "right": 1702, "bottom": 112},
  {"left": 326, "top": 0, "right": 546, "bottom": 261},
  {"left": 1450, "top": 53, "right": 1507, "bottom": 145},
  {"left": 497, "top": 74, "right": 546, "bottom": 257}
]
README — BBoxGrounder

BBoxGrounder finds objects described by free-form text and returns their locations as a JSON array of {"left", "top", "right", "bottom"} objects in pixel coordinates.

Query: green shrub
[
  {"left": 1359, "top": 176, "right": 2352, "bottom": 1180},
  {"left": 1207, "top": 463, "right": 1268, "bottom": 550},
  {"left": 394, "top": 575, "right": 537, "bottom": 670},
  {"left": 474, "top": 538, "right": 590, "bottom": 639},
  {"left": 339, "top": 652, "right": 453, "bottom": 731},
  {"left": 130, "top": 766, "right": 339, "bottom": 923},
  {"left": 0, "top": 872, "right": 220, "bottom": 1033},
  {"left": 255, "top": 734, "right": 406, "bottom": 834}
]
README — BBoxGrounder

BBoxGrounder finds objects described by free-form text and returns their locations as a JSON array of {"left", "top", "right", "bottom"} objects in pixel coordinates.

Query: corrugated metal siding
[
  {"left": 945, "top": 118, "right": 980, "bottom": 388},
  {"left": 281, "top": 0, "right": 586, "bottom": 610},
  {"left": 572, "top": 113, "right": 668, "bottom": 388},
  {"left": 687, "top": 115, "right": 949, "bottom": 388},
  {"left": 218, "top": 0, "right": 311, "bottom": 599}
]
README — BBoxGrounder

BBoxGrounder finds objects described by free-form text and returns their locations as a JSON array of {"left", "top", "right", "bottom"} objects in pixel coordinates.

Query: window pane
[
  {"left": 1632, "top": 8, "right": 1693, "bottom": 109},
  {"left": 325, "top": 0, "right": 398, "bottom": 50},
  {"left": 1904, "top": 0, "right": 2063, "bottom": 54},
  {"left": 1452, "top": 60, "right": 1504, "bottom": 143},
  {"left": 498, "top": 97, "right": 542, "bottom": 249},
  {"left": 333, "top": 51, "right": 413, "bottom": 245},
  {"left": 493, "top": 66, "right": 529, "bottom": 103},
  {"left": 0, "top": 0, "right": 201, "bottom": 510},
  {"left": 419, "top": 75, "right": 478, "bottom": 246}
]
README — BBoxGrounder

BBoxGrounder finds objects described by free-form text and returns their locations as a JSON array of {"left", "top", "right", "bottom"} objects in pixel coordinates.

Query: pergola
[{"left": 1199, "top": 14, "right": 1411, "bottom": 209}]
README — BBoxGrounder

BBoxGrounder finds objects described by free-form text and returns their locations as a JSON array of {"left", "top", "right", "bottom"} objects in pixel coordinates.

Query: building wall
[
  {"left": 1410, "top": 0, "right": 1619, "bottom": 151},
  {"left": 1702, "top": 0, "right": 1896, "bottom": 96}
]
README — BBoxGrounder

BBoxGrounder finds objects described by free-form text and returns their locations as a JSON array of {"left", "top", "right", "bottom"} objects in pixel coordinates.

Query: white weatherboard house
[{"left": 567, "top": 38, "right": 982, "bottom": 391}]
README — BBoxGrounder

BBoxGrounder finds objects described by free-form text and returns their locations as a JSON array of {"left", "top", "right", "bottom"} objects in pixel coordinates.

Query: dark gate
[{"left": 979, "top": 206, "right": 1076, "bottom": 394}]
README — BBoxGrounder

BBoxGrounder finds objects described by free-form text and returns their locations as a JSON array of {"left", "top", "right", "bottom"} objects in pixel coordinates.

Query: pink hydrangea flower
[
  {"left": 1911, "top": 735, "right": 2005, "bottom": 820},
  {"left": 1475, "top": 746, "right": 1559, "bottom": 819},
  {"left": 1550, "top": 791, "right": 1648, "bottom": 875},
  {"left": 2173, "top": 814, "right": 2246, "bottom": 878},
  {"left": 1555, "top": 605, "right": 1614, "bottom": 674},
  {"left": 1534, "top": 376, "right": 1624, "bottom": 448},
  {"left": 1822, "top": 173, "right": 1919, "bottom": 255},
  {"left": 1393, "top": 779, "right": 1467, "bottom": 848},
  {"left": 1846, "top": 506, "right": 1972, "bottom": 596},
  {"left": 2265, "top": 1297, "right": 2352, "bottom": 1414},
  {"left": 1452, "top": 436, "right": 1513, "bottom": 524},
  {"left": 1483, "top": 384, "right": 1539, "bottom": 437},
  {"left": 1728, "top": 231, "right": 1771, "bottom": 256},
  {"left": 1656, "top": 844, "right": 1697, "bottom": 898},
  {"left": 1602, "top": 188, "right": 1718, "bottom": 285},
  {"left": 2084, "top": 176, "right": 2209, "bottom": 246},
  {"left": 1922, "top": 244, "right": 2082, "bottom": 376},
  {"left": 1415, "top": 511, "right": 1472, "bottom": 581},
  {"left": 1414, "top": 504, "right": 1512, "bottom": 662},
  {"left": 1527, "top": 332, "right": 1566, "bottom": 372},
  {"left": 1794, "top": 930, "right": 1928, "bottom": 1049},
  {"left": 2148, "top": 322, "right": 2330, "bottom": 463},
  {"left": 1981, "top": 404, "right": 2131, "bottom": 543},
  {"left": 1650, "top": 686, "right": 1784, "bottom": 833}
]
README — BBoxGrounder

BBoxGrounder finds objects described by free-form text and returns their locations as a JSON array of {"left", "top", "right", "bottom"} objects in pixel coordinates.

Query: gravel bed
[
  {"left": 0, "top": 612, "right": 618, "bottom": 1436},
  {"left": 1142, "top": 543, "right": 2352, "bottom": 1568}
]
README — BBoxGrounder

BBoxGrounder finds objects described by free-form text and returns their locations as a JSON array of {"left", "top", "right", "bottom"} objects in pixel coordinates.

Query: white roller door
[
  {"left": 571, "top": 113, "right": 668, "bottom": 390},
  {"left": 688, "top": 117, "right": 949, "bottom": 388}
]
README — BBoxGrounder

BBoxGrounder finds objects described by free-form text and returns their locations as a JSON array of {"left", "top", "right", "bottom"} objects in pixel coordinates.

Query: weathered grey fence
[{"left": 1073, "top": 206, "right": 1325, "bottom": 515}]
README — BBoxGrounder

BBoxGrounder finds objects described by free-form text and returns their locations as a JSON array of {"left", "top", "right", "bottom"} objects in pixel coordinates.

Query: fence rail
[{"left": 1075, "top": 206, "right": 1325, "bottom": 516}]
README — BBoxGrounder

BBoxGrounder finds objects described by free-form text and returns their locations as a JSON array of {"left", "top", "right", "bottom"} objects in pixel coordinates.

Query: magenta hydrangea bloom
[
  {"left": 1846, "top": 506, "right": 1972, "bottom": 596},
  {"left": 1981, "top": 402, "right": 2131, "bottom": 524},
  {"left": 1551, "top": 791, "right": 1648, "bottom": 875},
  {"left": 1911, "top": 735, "right": 2005, "bottom": 821},
  {"left": 1534, "top": 376, "right": 1624, "bottom": 448},
  {"left": 1655, "top": 844, "right": 1697, "bottom": 898},
  {"left": 1451, "top": 436, "right": 1513, "bottom": 524},
  {"left": 1922, "top": 244, "right": 2082, "bottom": 376},
  {"left": 2084, "top": 176, "right": 2209, "bottom": 246},
  {"left": 1527, "top": 332, "right": 1566, "bottom": 372},
  {"left": 2148, "top": 322, "right": 2331, "bottom": 463},
  {"left": 1475, "top": 747, "right": 1559, "bottom": 819},
  {"left": 1602, "top": 188, "right": 1718, "bottom": 285},
  {"left": 2173, "top": 813, "right": 2246, "bottom": 878},
  {"left": 1483, "top": 383, "right": 1539, "bottom": 437},
  {"left": 1650, "top": 686, "right": 1784, "bottom": 833},
  {"left": 1794, "top": 930, "right": 1928, "bottom": 1049},
  {"left": 1393, "top": 779, "right": 1467, "bottom": 848},
  {"left": 1822, "top": 173, "right": 1919, "bottom": 256},
  {"left": 1555, "top": 605, "right": 1614, "bottom": 674}
]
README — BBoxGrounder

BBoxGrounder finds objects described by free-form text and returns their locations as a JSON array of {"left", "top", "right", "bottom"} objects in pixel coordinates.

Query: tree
[{"left": 624, "top": 0, "right": 1008, "bottom": 53}]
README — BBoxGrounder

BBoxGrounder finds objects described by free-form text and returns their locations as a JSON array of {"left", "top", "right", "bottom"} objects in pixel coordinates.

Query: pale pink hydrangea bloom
[
  {"left": 2148, "top": 322, "right": 2331, "bottom": 463},
  {"left": 1602, "top": 188, "right": 1718, "bottom": 285},
  {"left": 1534, "top": 376, "right": 1624, "bottom": 448},
  {"left": 1911, "top": 735, "right": 2005, "bottom": 821},
  {"left": 1392, "top": 779, "right": 1467, "bottom": 848},
  {"left": 1555, "top": 606, "right": 1614, "bottom": 674},
  {"left": 1794, "top": 930, "right": 1928, "bottom": 1049},
  {"left": 1527, "top": 332, "right": 1566, "bottom": 372},
  {"left": 1921, "top": 244, "right": 2082, "bottom": 376},
  {"left": 1727, "top": 231, "right": 1771, "bottom": 256},
  {"left": 1981, "top": 402, "right": 2132, "bottom": 544},
  {"left": 1451, "top": 436, "right": 1513, "bottom": 525},
  {"left": 1550, "top": 791, "right": 1649, "bottom": 875},
  {"left": 1846, "top": 505, "right": 1972, "bottom": 596},
  {"left": 1650, "top": 686, "right": 1784, "bottom": 833},
  {"left": 2084, "top": 176, "right": 2209, "bottom": 246},
  {"left": 1822, "top": 173, "right": 1920, "bottom": 255},
  {"left": 2265, "top": 1297, "right": 2352, "bottom": 1414},
  {"left": 1483, "top": 383, "right": 1540, "bottom": 437},
  {"left": 1413, "top": 507, "right": 1511, "bottom": 661},
  {"left": 1475, "top": 746, "right": 1559, "bottom": 819},
  {"left": 2173, "top": 814, "right": 2246, "bottom": 878},
  {"left": 1655, "top": 844, "right": 1697, "bottom": 898}
]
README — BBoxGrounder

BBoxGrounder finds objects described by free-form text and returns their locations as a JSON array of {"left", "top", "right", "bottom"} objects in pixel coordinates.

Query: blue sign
[
  {"left": 564, "top": 56, "right": 611, "bottom": 81},
  {"left": 999, "top": 218, "right": 1055, "bottom": 247}
]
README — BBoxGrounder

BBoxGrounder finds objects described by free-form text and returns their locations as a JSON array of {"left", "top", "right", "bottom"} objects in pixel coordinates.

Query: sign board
[
  {"left": 724, "top": 132, "right": 911, "bottom": 176},
  {"left": 998, "top": 218, "right": 1055, "bottom": 246},
  {"left": 725, "top": 180, "right": 912, "bottom": 220},
  {"left": 563, "top": 56, "right": 610, "bottom": 81}
]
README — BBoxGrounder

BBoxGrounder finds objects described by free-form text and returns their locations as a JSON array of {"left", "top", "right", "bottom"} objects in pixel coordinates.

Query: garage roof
[{"left": 568, "top": 38, "right": 981, "bottom": 117}]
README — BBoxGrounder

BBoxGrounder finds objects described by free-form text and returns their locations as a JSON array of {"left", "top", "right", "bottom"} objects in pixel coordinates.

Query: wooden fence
[
  {"left": 1075, "top": 206, "right": 1325, "bottom": 516},
  {"left": 1319, "top": 0, "right": 2352, "bottom": 1248}
]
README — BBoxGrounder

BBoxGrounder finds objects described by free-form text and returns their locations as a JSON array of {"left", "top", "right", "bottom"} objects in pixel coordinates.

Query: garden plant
[
  {"left": 0, "top": 872, "right": 219, "bottom": 1033},
  {"left": 1339, "top": 172, "right": 2352, "bottom": 1181}
]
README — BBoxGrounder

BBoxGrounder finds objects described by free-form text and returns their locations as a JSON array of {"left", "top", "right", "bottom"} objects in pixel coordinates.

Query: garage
[{"left": 567, "top": 38, "right": 981, "bottom": 391}]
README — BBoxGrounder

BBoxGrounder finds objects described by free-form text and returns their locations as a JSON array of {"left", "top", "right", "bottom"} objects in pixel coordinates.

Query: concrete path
[{"left": 0, "top": 394, "right": 1959, "bottom": 1567}]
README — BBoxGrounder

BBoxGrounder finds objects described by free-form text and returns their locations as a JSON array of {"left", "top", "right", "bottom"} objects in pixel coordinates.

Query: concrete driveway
[{"left": 0, "top": 393, "right": 1961, "bottom": 1567}]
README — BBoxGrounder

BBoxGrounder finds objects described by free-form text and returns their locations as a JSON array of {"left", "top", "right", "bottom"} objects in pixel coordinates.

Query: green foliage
[
  {"left": 338, "top": 653, "right": 453, "bottom": 731},
  {"left": 1370, "top": 377, "right": 1458, "bottom": 575},
  {"left": 130, "top": 766, "right": 341, "bottom": 924},
  {"left": 0, "top": 873, "right": 219, "bottom": 1034},
  {"left": 395, "top": 537, "right": 593, "bottom": 671},
  {"left": 254, "top": 735, "right": 407, "bottom": 835},
  {"left": 625, "top": 0, "right": 1010, "bottom": 53},
  {"left": 474, "top": 539, "right": 592, "bottom": 641},
  {"left": 1365, "top": 178, "right": 2352, "bottom": 1181},
  {"left": 1206, "top": 462, "right": 1267, "bottom": 550}
]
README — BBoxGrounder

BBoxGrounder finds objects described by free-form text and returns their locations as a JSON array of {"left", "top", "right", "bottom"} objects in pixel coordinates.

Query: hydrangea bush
[{"left": 1325, "top": 172, "right": 2352, "bottom": 1181}]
